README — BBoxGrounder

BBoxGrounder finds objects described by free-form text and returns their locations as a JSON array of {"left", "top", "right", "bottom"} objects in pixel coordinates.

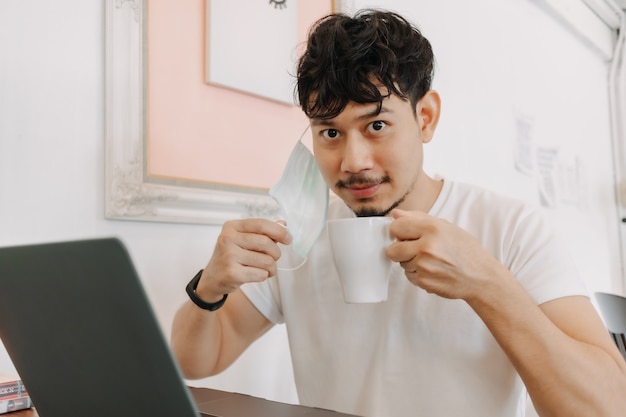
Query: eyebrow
[{"left": 311, "top": 105, "right": 391, "bottom": 127}]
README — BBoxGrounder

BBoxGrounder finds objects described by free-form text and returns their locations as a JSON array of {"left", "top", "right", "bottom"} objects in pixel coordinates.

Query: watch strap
[{"left": 185, "top": 269, "right": 228, "bottom": 311}]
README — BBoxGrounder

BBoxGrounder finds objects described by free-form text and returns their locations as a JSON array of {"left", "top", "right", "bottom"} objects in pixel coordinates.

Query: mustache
[{"left": 336, "top": 175, "right": 391, "bottom": 189}]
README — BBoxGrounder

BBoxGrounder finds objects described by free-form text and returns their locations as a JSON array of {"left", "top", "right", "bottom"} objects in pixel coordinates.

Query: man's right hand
[
  {"left": 171, "top": 218, "right": 288, "bottom": 379},
  {"left": 194, "top": 218, "right": 292, "bottom": 303}
]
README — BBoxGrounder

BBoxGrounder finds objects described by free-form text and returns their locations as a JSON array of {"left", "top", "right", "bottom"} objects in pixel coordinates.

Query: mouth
[
  {"left": 336, "top": 175, "right": 390, "bottom": 201},
  {"left": 346, "top": 183, "right": 380, "bottom": 200}
]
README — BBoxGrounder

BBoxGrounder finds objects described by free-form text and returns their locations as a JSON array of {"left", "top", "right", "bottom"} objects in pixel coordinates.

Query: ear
[{"left": 415, "top": 90, "right": 441, "bottom": 144}]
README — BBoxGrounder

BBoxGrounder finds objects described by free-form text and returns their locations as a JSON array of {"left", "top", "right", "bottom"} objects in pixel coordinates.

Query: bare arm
[
  {"left": 171, "top": 289, "right": 273, "bottom": 378},
  {"left": 388, "top": 209, "right": 626, "bottom": 417},
  {"left": 170, "top": 218, "right": 290, "bottom": 379},
  {"left": 470, "top": 273, "right": 626, "bottom": 417}
]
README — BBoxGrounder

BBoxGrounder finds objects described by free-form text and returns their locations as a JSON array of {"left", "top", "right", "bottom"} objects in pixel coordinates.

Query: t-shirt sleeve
[
  {"left": 507, "top": 207, "right": 589, "bottom": 305},
  {"left": 240, "top": 277, "right": 285, "bottom": 324}
]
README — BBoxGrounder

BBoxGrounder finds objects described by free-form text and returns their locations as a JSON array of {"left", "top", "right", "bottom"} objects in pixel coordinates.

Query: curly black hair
[{"left": 296, "top": 9, "right": 435, "bottom": 120}]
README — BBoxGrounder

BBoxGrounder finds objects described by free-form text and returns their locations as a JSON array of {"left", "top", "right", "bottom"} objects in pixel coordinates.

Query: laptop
[{"left": 0, "top": 238, "right": 359, "bottom": 417}]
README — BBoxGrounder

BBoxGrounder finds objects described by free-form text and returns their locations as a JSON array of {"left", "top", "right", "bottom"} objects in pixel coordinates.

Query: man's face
[{"left": 310, "top": 93, "right": 433, "bottom": 217}]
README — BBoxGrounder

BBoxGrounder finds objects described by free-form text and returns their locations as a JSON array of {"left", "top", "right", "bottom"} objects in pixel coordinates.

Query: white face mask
[{"left": 269, "top": 131, "right": 329, "bottom": 269}]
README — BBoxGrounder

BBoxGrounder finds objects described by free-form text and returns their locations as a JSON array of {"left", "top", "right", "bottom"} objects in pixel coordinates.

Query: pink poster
[{"left": 146, "top": 0, "right": 334, "bottom": 191}]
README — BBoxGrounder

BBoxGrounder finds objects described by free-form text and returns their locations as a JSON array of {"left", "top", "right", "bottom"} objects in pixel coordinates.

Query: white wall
[
  {"left": 0, "top": 0, "right": 623, "bottom": 413},
  {"left": 0, "top": 0, "right": 297, "bottom": 404}
]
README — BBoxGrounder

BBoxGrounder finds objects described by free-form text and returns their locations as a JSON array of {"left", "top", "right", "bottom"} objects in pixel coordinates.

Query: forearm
[
  {"left": 170, "top": 300, "right": 225, "bottom": 379},
  {"left": 468, "top": 274, "right": 626, "bottom": 417},
  {"left": 171, "top": 287, "right": 274, "bottom": 380}
]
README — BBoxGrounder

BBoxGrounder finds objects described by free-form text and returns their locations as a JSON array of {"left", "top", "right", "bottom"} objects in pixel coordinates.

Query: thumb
[
  {"left": 390, "top": 208, "right": 429, "bottom": 221},
  {"left": 390, "top": 208, "right": 411, "bottom": 219}
]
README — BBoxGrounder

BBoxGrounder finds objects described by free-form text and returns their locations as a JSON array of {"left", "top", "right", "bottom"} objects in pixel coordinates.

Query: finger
[
  {"left": 234, "top": 260, "right": 276, "bottom": 283},
  {"left": 390, "top": 208, "right": 410, "bottom": 219},
  {"left": 391, "top": 209, "right": 443, "bottom": 242},
  {"left": 229, "top": 218, "right": 292, "bottom": 245},
  {"left": 390, "top": 208, "right": 426, "bottom": 219},
  {"left": 235, "top": 231, "right": 283, "bottom": 261},
  {"left": 210, "top": 263, "right": 272, "bottom": 295},
  {"left": 389, "top": 216, "right": 426, "bottom": 242},
  {"left": 399, "top": 260, "right": 416, "bottom": 273},
  {"left": 387, "top": 239, "right": 417, "bottom": 264},
  {"left": 213, "top": 224, "right": 282, "bottom": 274},
  {"left": 221, "top": 220, "right": 290, "bottom": 261},
  {"left": 275, "top": 221, "right": 293, "bottom": 244},
  {"left": 207, "top": 245, "right": 275, "bottom": 286}
]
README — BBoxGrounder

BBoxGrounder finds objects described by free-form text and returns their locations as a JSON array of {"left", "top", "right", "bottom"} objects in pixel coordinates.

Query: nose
[{"left": 340, "top": 134, "right": 374, "bottom": 173}]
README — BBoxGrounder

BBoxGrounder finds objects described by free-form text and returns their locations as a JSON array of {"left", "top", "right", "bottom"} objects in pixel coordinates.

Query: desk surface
[
  {"left": 8, "top": 387, "right": 361, "bottom": 417},
  {"left": 7, "top": 409, "right": 36, "bottom": 417}
]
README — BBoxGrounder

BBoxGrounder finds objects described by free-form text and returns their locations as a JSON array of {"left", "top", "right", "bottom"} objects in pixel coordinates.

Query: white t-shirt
[{"left": 241, "top": 180, "right": 587, "bottom": 417}]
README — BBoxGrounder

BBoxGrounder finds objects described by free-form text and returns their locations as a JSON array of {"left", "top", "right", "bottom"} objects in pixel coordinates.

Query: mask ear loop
[
  {"left": 297, "top": 125, "right": 310, "bottom": 145},
  {"left": 276, "top": 232, "right": 307, "bottom": 271},
  {"left": 274, "top": 126, "right": 313, "bottom": 272}
]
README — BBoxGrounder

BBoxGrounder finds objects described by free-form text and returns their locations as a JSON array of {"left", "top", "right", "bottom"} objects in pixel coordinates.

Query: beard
[
  {"left": 335, "top": 174, "right": 412, "bottom": 217},
  {"left": 353, "top": 192, "right": 407, "bottom": 217}
]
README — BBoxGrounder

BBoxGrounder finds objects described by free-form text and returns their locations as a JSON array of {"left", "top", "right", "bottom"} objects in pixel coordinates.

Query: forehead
[{"left": 310, "top": 94, "right": 409, "bottom": 126}]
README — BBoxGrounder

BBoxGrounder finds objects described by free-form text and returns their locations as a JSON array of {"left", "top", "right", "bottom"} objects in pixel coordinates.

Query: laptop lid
[
  {"left": 0, "top": 238, "right": 363, "bottom": 417},
  {"left": 0, "top": 238, "right": 201, "bottom": 417}
]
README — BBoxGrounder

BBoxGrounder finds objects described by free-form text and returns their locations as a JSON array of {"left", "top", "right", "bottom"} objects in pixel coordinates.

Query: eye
[
  {"left": 368, "top": 120, "right": 387, "bottom": 133},
  {"left": 321, "top": 129, "right": 341, "bottom": 140},
  {"left": 269, "top": 0, "right": 287, "bottom": 9}
]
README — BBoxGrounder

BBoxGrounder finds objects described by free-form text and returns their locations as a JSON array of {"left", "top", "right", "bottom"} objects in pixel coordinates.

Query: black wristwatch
[{"left": 185, "top": 269, "right": 228, "bottom": 311}]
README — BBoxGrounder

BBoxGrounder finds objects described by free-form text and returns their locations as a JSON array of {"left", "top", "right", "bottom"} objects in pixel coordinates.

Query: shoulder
[
  {"left": 437, "top": 180, "right": 555, "bottom": 252},
  {"left": 446, "top": 180, "right": 527, "bottom": 208},
  {"left": 440, "top": 179, "right": 540, "bottom": 223}
]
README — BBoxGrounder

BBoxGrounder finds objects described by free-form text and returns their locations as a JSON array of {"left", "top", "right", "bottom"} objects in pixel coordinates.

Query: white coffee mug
[{"left": 327, "top": 217, "right": 393, "bottom": 303}]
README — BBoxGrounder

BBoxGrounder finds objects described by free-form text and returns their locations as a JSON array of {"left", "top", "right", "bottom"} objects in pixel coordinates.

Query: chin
[
  {"left": 350, "top": 197, "right": 403, "bottom": 217},
  {"left": 351, "top": 204, "right": 389, "bottom": 217}
]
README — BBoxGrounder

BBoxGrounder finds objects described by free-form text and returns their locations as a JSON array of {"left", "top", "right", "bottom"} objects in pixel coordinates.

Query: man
[{"left": 171, "top": 9, "right": 626, "bottom": 417}]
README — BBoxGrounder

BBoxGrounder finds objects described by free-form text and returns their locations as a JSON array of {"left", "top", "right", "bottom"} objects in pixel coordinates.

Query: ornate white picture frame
[{"left": 104, "top": 0, "right": 280, "bottom": 225}]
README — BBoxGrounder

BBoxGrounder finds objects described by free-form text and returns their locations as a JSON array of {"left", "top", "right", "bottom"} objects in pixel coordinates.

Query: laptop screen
[{"left": 0, "top": 238, "right": 200, "bottom": 417}]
